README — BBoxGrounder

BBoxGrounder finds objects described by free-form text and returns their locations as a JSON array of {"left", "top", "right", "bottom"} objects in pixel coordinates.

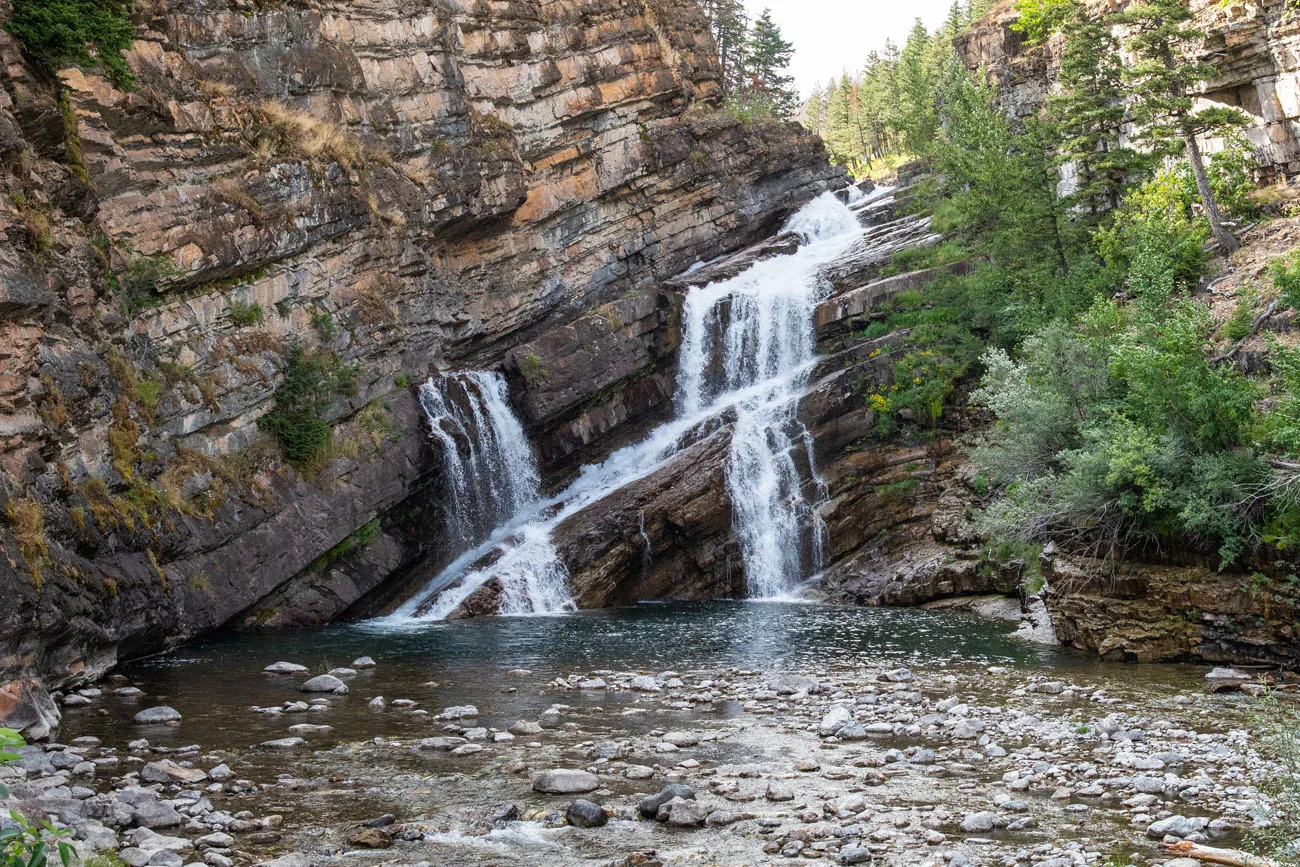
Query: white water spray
[{"left": 391, "top": 191, "right": 867, "bottom": 621}]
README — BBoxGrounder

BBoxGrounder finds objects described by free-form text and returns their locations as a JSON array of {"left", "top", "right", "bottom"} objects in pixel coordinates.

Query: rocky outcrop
[
  {"left": 958, "top": 0, "right": 1300, "bottom": 180},
  {"left": 0, "top": 0, "right": 845, "bottom": 719},
  {"left": 1043, "top": 552, "right": 1300, "bottom": 664}
]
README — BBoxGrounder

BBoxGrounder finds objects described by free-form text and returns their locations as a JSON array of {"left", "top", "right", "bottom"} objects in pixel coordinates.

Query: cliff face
[
  {"left": 0, "top": 0, "right": 844, "bottom": 700},
  {"left": 957, "top": 0, "right": 1300, "bottom": 181}
]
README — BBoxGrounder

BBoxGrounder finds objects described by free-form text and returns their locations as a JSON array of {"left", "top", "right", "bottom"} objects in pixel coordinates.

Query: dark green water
[{"left": 59, "top": 601, "right": 1205, "bottom": 753}]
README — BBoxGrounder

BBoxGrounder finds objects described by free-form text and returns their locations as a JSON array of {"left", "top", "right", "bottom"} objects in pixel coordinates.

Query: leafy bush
[
  {"left": 6, "top": 0, "right": 136, "bottom": 88},
  {"left": 1010, "top": 0, "right": 1071, "bottom": 43},
  {"left": 972, "top": 299, "right": 1265, "bottom": 566},
  {"left": 1095, "top": 170, "right": 1207, "bottom": 306},
  {"left": 1178, "top": 134, "right": 1257, "bottom": 220},
  {"left": 112, "top": 253, "right": 182, "bottom": 315},
  {"left": 259, "top": 343, "right": 359, "bottom": 466},
  {"left": 1270, "top": 250, "right": 1300, "bottom": 311}
]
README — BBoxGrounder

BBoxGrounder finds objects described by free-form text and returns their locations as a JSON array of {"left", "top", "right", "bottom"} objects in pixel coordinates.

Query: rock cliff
[
  {"left": 0, "top": 0, "right": 845, "bottom": 707},
  {"left": 957, "top": 0, "right": 1300, "bottom": 181}
]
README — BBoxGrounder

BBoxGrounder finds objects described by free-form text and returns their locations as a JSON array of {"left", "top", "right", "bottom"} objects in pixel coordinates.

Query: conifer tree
[
  {"left": 897, "top": 20, "right": 940, "bottom": 155},
  {"left": 1116, "top": 0, "right": 1248, "bottom": 252},
  {"left": 802, "top": 84, "right": 828, "bottom": 138},
  {"left": 700, "top": 0, "right": 748, "bottom": 95},
  {"left": 1047, "top": 1, "right": 1147, "bottom": 214},
  {"left": 745, "top": 8, "right": 799, "bottom": 118}
]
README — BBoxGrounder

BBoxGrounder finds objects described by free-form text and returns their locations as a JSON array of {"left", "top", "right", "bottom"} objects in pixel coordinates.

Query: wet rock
[
  {"left": 140, "top": 759, "right": 208, "bottom": 785},
  {"left": 1147, "top": 816, "right": 1209, "bottom": 839},
  {"left": 418, "top": 737, "right": 467, "bottom": 751},
  {"left": 960, "top": 811, "right": 1000, "bottom": 832},
  {"left": 819, "top": 705, "right": 853, "bottom": 736},
  {"left": 532, "top": 769, "right": 599, "bottom": 794},
  {"left": 639, "top": 784, "right": 695, "bottom": 819},
  {"left": 298, "top": 675, "right": 346, "bottom": 693},
  {"left": 286, "top": 724, "right": 332, "bottom": 736},
  {"left": 509, "top": 720, "right": 543, "bottom": 736},
  {"left": 208, "top": 764, "right": 232, "bottom": 781},
  {"left": 661, "top": 731, "right": 699, "bottom": 747},
  {"left": 257, "top": 737, "right": 307, "bottom": 750},
  {"left": 841, "top": 848, "right": 874, "bottom": 865},
  {"left": 368, "top": 697, "right": 385, "bottom": 710},
  {"left": 631, "top": 675, "right": 661, "bottom": 691},
  {"left": 626, "top": 765, "right": 655, "bottom": 780},
  {"left": 133, "top": 706, "right": 182, "bottom": 724},
  {"left": 567, "top": 799, "right": 608, "bottom": 828},
  {"left": 263, "top": 662, "right": 308, "bottom": 674},
  {"left": 882, "top": 667, "right": 914, "bottom": 682},
  {"left": 352, "top": 657, "right": 376, "bottom": 668},
  {"left": 660, "top": 796, "right": 710, "bottom": 826},
  {"left": 765, "top": 780, "right": 795, "bottom": 802},
  {"left": 436, "top": 705, "right": 479, "bottom": 720}
]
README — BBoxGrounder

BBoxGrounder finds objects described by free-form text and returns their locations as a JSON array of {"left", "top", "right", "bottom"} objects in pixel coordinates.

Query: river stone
[
  {"left": 264, "top": 662, "right": 308, "bottom": 674},
  {"left": 509, "top": 720, "right": 543, "bottom": 736},
  {"left": 134, "top": 706, "right": 182, "bottom": 724},
  {"left": 836, "top": 721, "right": 868, "bottom": 740},
  {"left": 882, "top": 667, "right": 913, "bottom": 683},
  {"left": 132, "top": 801, "right": 184, "bottom": 829},
  {"left": 818, "top": 705, "right": 853, "bottom": 736},
  {"left": 140, "top": 759, "right": 208, "bottom": 785},
  {"left": 566, "top": 799, "right": 608, "bottom": 828},
  {"left": 578, "top": 678, "right": 607, "bottom": 689},
  {"left": 960, "top": 811, "right": 1000, "bottom": 832},
  {"left": 368, "top": 696, "right": 385, "bottom": 709},
  {"left": 662, "top": 731, "right": 699, "bottom": 747},
  {"left": 659, "top": 796, "right": 710, "bottom": 826},
  {"left": 418, "top": 737, "right": 467, "bottom": 751},
  {"left": 532, "top": 769, "right": 599, "bottom": 794},
  {"left": 768, "top": 673, "right": 821, "bottom": 695},
  {"left": 208, "top": 764, "right": 232, "bottom": 781},
  {"left": 299, "top": 675, "right": 346, "bottom": 693},
  {"left": 626, "top": 765, "right": 655, "bottom": 780},
  {"left": 287, "top": 724, "right": 332, "bottom": 736},
  {"left": 766, "top": 780, "right": 794, "bottom": 801},
  {"left": 437, "top": 705, "right": 479, "bottom": 720},
  {"left": 630, "top": 675, "right": 661, "bottom": 691},
  {"left": 841, "top": 848, "right": 874, "bottom": 865},
  {"left": 1147, "top": 815, "right": 1209, "bottom": 839},
  {"left": 352, "top": 657, "right": 376, "bottom": 668},
  {"left": 328, "top": 668, "right": 357, "bottom": 677},
  {"left": 639, "top": 783, "right": 695, "bottom": 819},
  {"left": 257, "top": 737, "right": 306, "bottom": 750}
]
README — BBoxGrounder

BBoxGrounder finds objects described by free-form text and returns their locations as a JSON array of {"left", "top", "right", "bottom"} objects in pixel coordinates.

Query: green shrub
[
  {"left": 1178, "top": 134, "right": 1257, "bottom": 220},
  {"left": 112, "top": 253, "right": 182, "bottom": 315},
  {"left": 1223, "top": 291, "right": 1255, "bottom": 342},
  {"left": 1, "top": 727, "right": 76, "bottom": 866},
  {"left": 1010, "top": 0, "right": 1071, "bottom": 43},
  {"left": 228, "top": 300, "right": 263, "bottom": 326},
  {"left": 310, "top": 309, "right": 336, "bottom": 338},
  {"left": 1270, "top": 250, "right": 1300, "bottom": 311},
  {"left": 6, "top": 0, "right": 137, "bottom": 89},
  {"left": 259, "top": 343, "right": 359, "bottom": 466},
  {"left": 1095, "top": 169, "right": 1207, "bottom": 307}
]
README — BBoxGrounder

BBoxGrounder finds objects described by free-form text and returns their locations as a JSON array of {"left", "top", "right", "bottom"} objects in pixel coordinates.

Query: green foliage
[
  {"left": 393, "top": 373, "right": 411, "bottom": 389},
  {"left": 1245, "top": 694, "right": 1300, "bottom": 865},
  {"left": 741, "top": 8, "right": 798, "bottom": 119},
  {"left": 1270, "top": 250, "right": 1300, "bottom": 311},
  {"left": 0, "top": 728, "right": 75, "bottom": 867},
  {"left": 6, "top": 0, "right": 137, "bottom": 89},
  {"left": 310, "top": 309, "right": 336, "bottom": 338},
  {"left": 1095, "top": 169, "right": 1207, "bottom": 306},
  {"left": 228, "top": 300, "right": 263, "bottom": 326},
  {"left": 1182, "top": 135, "right": 1258, "bottom": 220},
  {"left": 973, "top": 298, "right": 1266, "bottom": 567},
  {"left": 1223, "top": 290, "right": 1256, "bottom": 343},
  {"left": 258, "top": 343, "right": 359, "bottom": 466},
  {"left": 112, "top": 252, "right": 182, "bottom": 315},
  {"left": 1010, "top": 0, "right": 1071, "bottom": 43}
]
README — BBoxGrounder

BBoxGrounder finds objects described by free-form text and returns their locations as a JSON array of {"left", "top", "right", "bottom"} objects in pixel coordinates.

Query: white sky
[{"left": 745, "top": 0, "right": 957, "bottom": 97}]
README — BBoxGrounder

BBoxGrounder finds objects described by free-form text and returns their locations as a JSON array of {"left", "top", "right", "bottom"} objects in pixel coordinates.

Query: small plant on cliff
[
  {"left": 259, "top": 342, "right": 359, "bottom": 466},
  {"left": 228, "top": 300, "right": 264, "bottom": 326},
  {"left": 518, "top": 353, "right": 548, "bottom": 381},
  {"left": 6, "top": 0, "right": 137, "bottom": 89},
  {"left": 111, "top": 252, "right": 183, "bottom": 315},
  {"left": 1010, "top": 0, "right": 1071, "bottom": 44},
  {"left": 5, "top": 498, "right": 49, "bottom": 590}
]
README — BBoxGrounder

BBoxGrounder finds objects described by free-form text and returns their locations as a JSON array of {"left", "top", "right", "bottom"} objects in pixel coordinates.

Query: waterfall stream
[{"left": 391, "top": 190, "right": 869, "bottom": 621}]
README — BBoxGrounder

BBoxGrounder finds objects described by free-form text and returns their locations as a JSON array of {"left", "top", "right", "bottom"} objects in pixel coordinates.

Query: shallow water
[{"left": 62, "top": 601, "right": 1206, "bottom": 754}]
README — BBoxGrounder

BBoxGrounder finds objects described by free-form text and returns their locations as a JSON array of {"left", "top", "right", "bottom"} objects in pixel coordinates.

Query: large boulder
[{"left": 532, "top": 769, "right": 599, "bottom": 794}]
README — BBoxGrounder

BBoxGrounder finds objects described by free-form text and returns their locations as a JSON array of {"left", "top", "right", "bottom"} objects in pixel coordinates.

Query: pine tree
[
  {"left": 802, "top": 84, "right": 828, "bottom": 138},
  {"left": 700, "top": 0, "right": 748, "bottom": 95},
  {"left": 1047, "top": 1, "right": 1147, "bottom": 214},
  {"left": 896, "top": 19, "right": 940, "bottom": 156},
  {"left": 826, "top": 73, "right": 856, "bottom": 166},
  {"left": 744, "top": 8, "right": 799, "bottom": 119},
  {"left": 1115, "top": 0, "right": 1248, "bottom": 252}
]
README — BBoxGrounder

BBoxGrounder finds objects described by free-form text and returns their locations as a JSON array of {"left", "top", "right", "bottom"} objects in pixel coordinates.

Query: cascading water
[
  {"left": 675, "top": 193, "right": 861, "bottom": 597},
  {"left": 389, "top": 190, "right": 868, "bottom": 622},
  {"left": 419, "top": 372, "right": 539, "bottom": 547}
]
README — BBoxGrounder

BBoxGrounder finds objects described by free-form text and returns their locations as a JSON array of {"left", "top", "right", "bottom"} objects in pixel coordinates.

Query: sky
[{"left": 744, "top": 0, "right": 956, "bottom": 97}]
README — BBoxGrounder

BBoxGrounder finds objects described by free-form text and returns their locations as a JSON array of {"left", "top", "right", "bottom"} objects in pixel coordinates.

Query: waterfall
[
  {"left": 419, "top": 372, "right": 539, "bottom": 548},
  {"left": 675, "top": 192, "right": 860, "bottom": 597},
  {"left": 388, "top": 190, "right": 866, "bottom": 622}
]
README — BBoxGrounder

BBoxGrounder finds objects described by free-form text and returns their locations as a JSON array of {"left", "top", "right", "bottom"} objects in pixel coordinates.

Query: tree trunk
[{"left": 1184, "top": 131, "right": 1240, "bottom": 253}]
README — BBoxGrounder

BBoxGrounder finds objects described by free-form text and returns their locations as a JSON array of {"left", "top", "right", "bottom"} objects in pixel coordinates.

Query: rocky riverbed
[{"left": 0, "top": 602, "right": 1285, "bottom": 867}]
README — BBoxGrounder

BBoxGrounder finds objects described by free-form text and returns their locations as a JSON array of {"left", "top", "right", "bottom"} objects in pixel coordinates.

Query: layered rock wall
[{"left": 0, "top": 0, "right": 844, "bottom": 701}]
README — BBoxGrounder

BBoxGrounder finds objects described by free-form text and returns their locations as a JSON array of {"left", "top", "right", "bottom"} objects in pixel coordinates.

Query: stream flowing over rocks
[{"left": 1, "top": 602, "right": 1281, "bottom": 867}]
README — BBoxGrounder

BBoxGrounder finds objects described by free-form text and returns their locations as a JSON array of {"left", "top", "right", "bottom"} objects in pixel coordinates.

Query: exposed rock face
[
  {"left": 0, "top": 0, "right": 845, "bottom": 711},
  {"left": 957, "top": 0, "right": 1300, "bottom": 180},
  {"left": 1043, "top": 553, "right": 1300, "bottom": 664}
]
